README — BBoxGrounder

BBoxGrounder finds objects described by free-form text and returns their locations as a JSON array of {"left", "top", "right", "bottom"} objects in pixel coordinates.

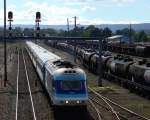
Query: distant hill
[
  {"left": 1, "top": 23, "right": 150, "bottom": 32},
  {"left": 96, "top": 23, "right": 150, "bottom": 32}
]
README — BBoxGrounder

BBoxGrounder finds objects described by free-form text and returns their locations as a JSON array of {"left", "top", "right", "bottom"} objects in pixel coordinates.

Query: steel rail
[
  {"left": 89, "top": 87, "right": 150, "bottom": 120},
  {"left": 15, "top": 48, "right": 19, "bottom": 120},
  {"left": 89, "top": 99, "right": 102, "bottom": 120},
  {"left": 91, "top": 96, "right": 135, "bottom": 120},
  {"left": 22, "top": 49, "right": 37, "bottom": 120},
  {"left": 89, "top": 87, "right": 120, "bottom": 120}
]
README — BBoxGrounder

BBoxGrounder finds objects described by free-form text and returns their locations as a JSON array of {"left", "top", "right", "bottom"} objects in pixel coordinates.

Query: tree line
[
  {"left": 116, "top": 28, "right": 149, "bottom": 42},
  {"left": 0, "top": 25, "right": 149, "bottom": 42}
]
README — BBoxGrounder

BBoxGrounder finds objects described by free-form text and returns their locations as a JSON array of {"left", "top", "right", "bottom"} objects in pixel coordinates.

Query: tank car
[
  {"left": 90, "top": 54, "right": 98, "bottom": 73},
  {"left": 129, "top": 60, "right": 150, "bottom": 85},
  {"left": 106, "top": 55, "right": 134, "bottom": 78},
  {"left": 26, "top": 41, "right": 88, "bottom": 106},
  {"left": 135, "top": 46, "right": 146, "bottom": 57},
  {"left": 57, "top": 43, "right": 68, "bottom": 50},
  {"left": 81, "top": 49, "right": 95, "bottom": 68},
  {"left": 135, "top": 45, "right": 150, "bottom": 57},
  {"left": 47, "top": 40, "right": 57, "bottom": 47},
  {"left": 76, "top": 46, "right": 86, "bottom": 60},
  {"left": 68, "top": 44, "right": 74, "bottom": 53},
  {"left": 90, "top": 53, "right": 112, "bottom": 74}
]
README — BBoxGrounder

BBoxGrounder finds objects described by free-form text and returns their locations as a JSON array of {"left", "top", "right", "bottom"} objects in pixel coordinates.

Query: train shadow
[{"left": 53, "top": 106, "right": 94, "bottom": 120}]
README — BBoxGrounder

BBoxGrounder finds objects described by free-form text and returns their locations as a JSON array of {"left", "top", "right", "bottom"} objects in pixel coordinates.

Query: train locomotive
[{"left": 26, "top": 41, "right": 88, "bottom": 106}]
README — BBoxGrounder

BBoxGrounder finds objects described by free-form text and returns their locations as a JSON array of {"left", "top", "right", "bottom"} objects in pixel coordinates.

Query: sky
[{"left": 0, "top": 0, "right": 150, "bottom": 25}]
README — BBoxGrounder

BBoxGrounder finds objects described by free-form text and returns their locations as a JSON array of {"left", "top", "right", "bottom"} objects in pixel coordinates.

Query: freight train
[
  {"left": 61, "top": 40, "right": 150, "bottom": 57},
  {"left": 105, "top": 43, "right": 150, "bottom": 57},
  {"left": 26, "top": 41, "right": 88, "bottom": 107},
  {"left": 47, "top": 41, "right": 150, "bottom": 88}
]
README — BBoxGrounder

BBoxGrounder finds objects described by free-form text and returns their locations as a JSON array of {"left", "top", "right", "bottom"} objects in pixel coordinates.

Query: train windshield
[{"left": 61, "top": 80, "right": 82, "bottom": 90}]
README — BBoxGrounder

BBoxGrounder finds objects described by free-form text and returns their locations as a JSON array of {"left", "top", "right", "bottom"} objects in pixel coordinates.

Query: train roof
[
  {"left": 52, "top": 68, "right": 86, "bottom": 81},
  {"left": 26, "top": 42, "right": 86, "bottom": 79},
  {"left": 26, "top": 41, "right": 61, "bottom": 64}
]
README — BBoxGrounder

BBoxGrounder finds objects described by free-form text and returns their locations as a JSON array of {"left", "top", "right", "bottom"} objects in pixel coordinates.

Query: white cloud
[
  {"left": 111, "top": 0, "right": 135, "bottom": 6},
  {"left": 112, "top": 0, "right": 135, "bottom": 3},
  {"left": 0, "top": 0, "right": 82, "bottom": 25},
  {"left": 78, "top": 17, "right": 141, "bottom": 25},
  {"left": 0, "top": 0, "right": 145, "bottom": 25},
  {"left": 82, "top": 6, "right": 96, "bottom": 11},
  {"left": 58, "top": 0, "right": 135, "bottom": 4},
  {"left": 24, "top": 1, "right": 80, "bottom": 16},
  {"left": 0, "top": 0, "right": 98, "bottom": 25}
]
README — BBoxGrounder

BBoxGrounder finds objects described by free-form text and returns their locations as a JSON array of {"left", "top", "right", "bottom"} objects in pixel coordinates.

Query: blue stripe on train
[{"left": 55, "top": 94, "right": 88, "bottom": 100}]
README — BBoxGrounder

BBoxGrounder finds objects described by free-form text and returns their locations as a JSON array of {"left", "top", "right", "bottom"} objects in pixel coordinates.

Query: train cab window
[
  {"left": 52, "top": 79, "right": 55, "bottom": 87},
  {"left": 61, "top": 80, "right": 82, "bottom": 90}
]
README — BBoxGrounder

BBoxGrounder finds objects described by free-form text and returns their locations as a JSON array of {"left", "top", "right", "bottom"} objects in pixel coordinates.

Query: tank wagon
[
  {"left": 26, "top": 41, "right": 88, "bottom": 107},
  {"left": 105, "top": 43, "right": 150, "bottom": 57},
  {"left": 46, "top": 41, "right": 150, "bottom": 93},
  {"left": 106, "top": 56, "right": 134, "bottom": 78},
  {"left": 81, "top": 49, "right": 95, "bottom": 68},
  {"left": 129, "top": 60, "right": 150, "bottom": 85}
]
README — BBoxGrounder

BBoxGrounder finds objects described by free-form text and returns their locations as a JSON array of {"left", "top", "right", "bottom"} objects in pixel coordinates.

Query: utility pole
[
  {"left": 129, "top": 23, "right": 132, "bottom": 44},
  {"left": 67, "top": 18, "right": 71, "bottom": 44},
  {"left": 67, "top": 18, "right": 70, "bottom": 37},
  {"left": 73, "top": 16, "right": 77, "bottom": 63},
  {"left": 98, "top": 38, "right": 102, "bottom": 86},
  {"left": 4, "top": 0, "right": 7, "bottom": 87}
]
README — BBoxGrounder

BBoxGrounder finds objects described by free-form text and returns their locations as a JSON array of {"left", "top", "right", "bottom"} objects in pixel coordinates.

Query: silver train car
[{"left": 26, "top": 41, "right": 88, "bottom": 106}]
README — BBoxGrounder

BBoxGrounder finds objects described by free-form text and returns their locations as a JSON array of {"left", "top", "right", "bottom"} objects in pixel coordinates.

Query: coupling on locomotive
[{"left": 26, "top": 41, "right": 88, "bottom": 106}]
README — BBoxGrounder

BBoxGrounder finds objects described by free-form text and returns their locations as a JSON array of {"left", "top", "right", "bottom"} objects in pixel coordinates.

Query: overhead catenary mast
[{"left": 73, "top": 16, "right": 77, "bottom": 63}]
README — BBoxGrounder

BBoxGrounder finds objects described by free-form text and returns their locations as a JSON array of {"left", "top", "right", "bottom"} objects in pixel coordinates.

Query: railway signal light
[
  {"left": 8, "top": 11, "right": 13, "bottom": 20},
  {"left": 36, "top": 12, "right": 41, "bottom": 20},
  {"left": 8, "top": 11, "right": 13, "bottom": 37},
  {"left": 35, "top": 12, "right": 41, "bottom": 42}
]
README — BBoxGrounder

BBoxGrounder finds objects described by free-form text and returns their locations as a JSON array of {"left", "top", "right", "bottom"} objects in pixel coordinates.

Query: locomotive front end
[{"left": 52, "top": 68, "right": 88, "bottom": 106}]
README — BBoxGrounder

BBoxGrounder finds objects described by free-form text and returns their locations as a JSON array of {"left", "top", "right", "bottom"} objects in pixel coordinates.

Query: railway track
[
  {"left": 14, "top": 44, "right": 91, "bottom": 120},
  {"left": 89, "top": 99, "right": 102, "bottom": 120},
  {"left": 104, "top": 72, "right": 150, "bottom": 98},
  {"left": 40, "top": 42, "right": 150, "bottom": 119},
  {"left": 89, "top": 87, "right": 121, "bottom": 120},
  {"left": 89, "top": 87, "right": 150, "bottom": 120},
  {"left": 15, "top": 48, "right": 37, "bottom": 120}
]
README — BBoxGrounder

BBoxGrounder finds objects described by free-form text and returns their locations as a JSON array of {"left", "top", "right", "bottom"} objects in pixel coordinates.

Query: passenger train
[{"left": 26, "top": 41, "right": 88, "bottom": 106}]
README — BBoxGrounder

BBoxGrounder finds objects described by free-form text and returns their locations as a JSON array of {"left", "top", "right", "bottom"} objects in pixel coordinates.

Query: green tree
[
  {"left": 138, "top": 31, "right": 148, "bottom": 42},
  {"left": 116, "top": 28, "right": 135, "bottom": 37},
  {"left": 23, "top": 28, "right": 34, "bottom": 36},
  {"left": 103, "top": 27, "right": 112, "bottom": 37},
  {"left": 13, "top": 27, "right": 23, "bottom": 36}
]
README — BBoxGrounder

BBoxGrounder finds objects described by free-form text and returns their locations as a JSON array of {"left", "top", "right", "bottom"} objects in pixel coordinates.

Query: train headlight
[
  {"left": 77, "top": 101, "right": 80, "bottom": 104},
  {"left": 66, "top": 101, "right": 69, "bottom": 104}
]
